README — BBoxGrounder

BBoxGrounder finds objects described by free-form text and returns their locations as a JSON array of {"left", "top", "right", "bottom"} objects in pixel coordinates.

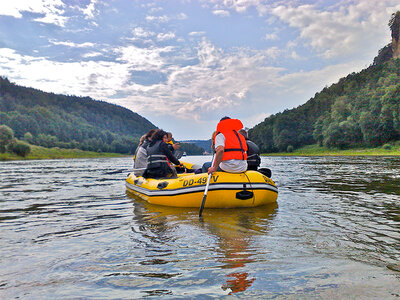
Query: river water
[{"left": 0, "top": 156, "right": 399, "bottom": 298}]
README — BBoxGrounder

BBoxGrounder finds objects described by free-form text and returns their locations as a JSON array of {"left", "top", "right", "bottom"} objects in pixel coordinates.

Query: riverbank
[
  {"left": 0, "top": 144, "right": 126, "bottom": 161},
  {"left": 263, "top": 143, "right": 400, "bottom": 156}
]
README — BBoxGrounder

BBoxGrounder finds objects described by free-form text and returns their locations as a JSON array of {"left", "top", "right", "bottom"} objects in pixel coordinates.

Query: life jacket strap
[
  {"left": 224, "top": 148, "right": 245, "bottom": 152},
  {"left": 233, "top": 130, "right": 245, "bottom": 160},
  {"left": 148, "top": 154, "right": 168, "bottom": 164}
]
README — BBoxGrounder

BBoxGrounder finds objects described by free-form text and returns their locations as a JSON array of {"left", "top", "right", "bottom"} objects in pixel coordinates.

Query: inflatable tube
[{"left": 126, "top": 170, "right": 278, "bottom": 208}]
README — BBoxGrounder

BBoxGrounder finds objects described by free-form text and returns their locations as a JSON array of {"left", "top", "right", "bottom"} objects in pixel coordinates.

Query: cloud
[
  {"left": 176, "top": 13, "right": 188, "bottom": 20},
  {"left": 49, "top": 40, "right": 95, "bottom": 48},
  {"left": 81, "top": 52, "right": 102, "bottom": 58},
  {"left": 149, "top": 7, "right": 163, "bottom": 13},
  {"left": 203, "top": 0, "right": 400, "bottom": 61},
  {"left": 146, "top": 12, "right": 187, "bottom": 23},
  {"left": 115, "top": 45, "right": 174, "bottom": 71},
  {"left": 0, "top": 0, "right": 67, "bottom": 27},
  {"left": 132, "top": 27, "right": 155, "bottom": 39},
  {"left": 157, "top": 32, "right": 176, "bottom": 42},
  {"left": 212, "top": 10, "right": 230, "bottom": 17},
  {"left": 271, "top": 1, "right": 400, "bottom": 59},
  {"left": 80, "top": 0, "right": 99, "bottom": 20},
  {"left": 189, "top": 31, "right": 206, "bottom": 36},
  {"left": 290, "top": 51, "right": 301, "bottom": 60},
  {"left": 203, "top": 0, "right": 269, "bottom": 14},
  {"left": 265, "top": 33, "right": 278, "bottom": 40},
  {"left": 0, "top": 48, "right": 130, "bottom": 99},
  {"left": 112, "top": 39, "right": 285, "bottom": 122},
  {"left": 146, "top": 15, "right": 170, "bottom": 23}
]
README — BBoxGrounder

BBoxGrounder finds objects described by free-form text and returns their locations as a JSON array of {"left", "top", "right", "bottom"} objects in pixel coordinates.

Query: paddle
[
  {"left": 104, "top": 167, "right": 146, "bottom": 175},
  {"left": 174, "top": 149, "right": 184, "bottom": 159},
  {"left": 199, "top": 155, "right": 215, "bottom": 217}
]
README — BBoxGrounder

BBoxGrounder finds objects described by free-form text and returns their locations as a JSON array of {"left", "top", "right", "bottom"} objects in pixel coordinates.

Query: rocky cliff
[{"left": 392, "top": 37, "right": 400, "bottom": 58}]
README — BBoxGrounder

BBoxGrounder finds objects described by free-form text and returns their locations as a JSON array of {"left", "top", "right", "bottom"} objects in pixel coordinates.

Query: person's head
[
  {"left": 139, "top": 129, "right": 156, "bottom": 146},
  {"left": 220, "top": 116, "right": 231, "bottom": 122},
  {"left": 238, "top": 129, "right": 248, "bottom": 140},
  {"left": 151, "top": 129, "right": 168, "bottom": 143},
  {"left": 145, "top": 129, "right": 156, "bottom": 140},
  {"left": 166, "top": 132, "right": 173, "bottom": 142}
]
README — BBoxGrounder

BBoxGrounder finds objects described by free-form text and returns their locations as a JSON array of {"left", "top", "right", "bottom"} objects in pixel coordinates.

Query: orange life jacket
[{"left": 213, "top": 118, "right": 248, "bottom": 161}]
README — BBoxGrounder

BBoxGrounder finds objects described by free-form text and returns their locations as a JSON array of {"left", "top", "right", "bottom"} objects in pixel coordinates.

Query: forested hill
[
  {"left": 249, "top": 12, "right": 400, "bottom": 153},
  {"left": 0, "top": 77, "right": 156, "bottom": 153}
]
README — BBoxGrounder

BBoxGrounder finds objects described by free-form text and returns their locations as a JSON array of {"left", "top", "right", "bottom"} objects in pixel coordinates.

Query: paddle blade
[
  {"left": 199, "top": 193, "right": 207, "bottom": 217},
  {"left": 174, "top": 149, "right": 184, "bottom": 159}
]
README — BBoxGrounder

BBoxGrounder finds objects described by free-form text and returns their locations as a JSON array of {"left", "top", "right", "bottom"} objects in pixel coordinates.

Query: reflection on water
[
  {"left": 129, "top": 194, "right": 278, "bottom": 295},
  {"left": 0, "top": 156, "right": 399, "bottom": 298}
]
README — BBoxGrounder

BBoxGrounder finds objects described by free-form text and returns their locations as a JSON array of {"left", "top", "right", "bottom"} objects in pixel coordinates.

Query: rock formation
[
  {"left": 392, "top": 37, "right": 400, "bottom": 58},
  {"left": 390, "top": 11, "right": 400, "bottom": 58}
]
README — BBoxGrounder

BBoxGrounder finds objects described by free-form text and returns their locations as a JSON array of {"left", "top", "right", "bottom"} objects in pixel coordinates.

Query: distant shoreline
[
  {"left": 261, "top": 144, "right": 400, "bottom": 156},
  {"left": 2, "top": 143, "right": 400, "bottom": 161},
  {"left": 0, "top": 145, "right": 128, "bottom": 161}
]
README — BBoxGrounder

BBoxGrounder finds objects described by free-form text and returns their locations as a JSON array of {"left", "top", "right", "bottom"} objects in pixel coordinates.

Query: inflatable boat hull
[{"left": 126, "top": 171, "right": 278, "bottom": 208}]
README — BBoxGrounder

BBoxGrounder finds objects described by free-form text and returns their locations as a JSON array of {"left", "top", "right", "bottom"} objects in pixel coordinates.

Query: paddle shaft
[
  {"left": 199, "top": 155, "right": 215, "bottom": 217},
  {"left": 199, "top": 173, "right": 212, "bottom": 217},
  {"left": 132, "top": 167, "right": 147, "bottom": 171}
]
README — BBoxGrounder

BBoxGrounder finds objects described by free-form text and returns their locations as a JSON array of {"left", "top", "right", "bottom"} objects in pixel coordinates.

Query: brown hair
[
  {"left": 139, "top": 129, "right": 157, "bottom": 146},
  {"left": 150, "top": 129, "right": 168, "bottom": 142}
]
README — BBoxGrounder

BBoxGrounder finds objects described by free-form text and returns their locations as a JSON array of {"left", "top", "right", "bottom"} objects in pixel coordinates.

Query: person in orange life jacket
[
  {"left": 238, "top": 129, "right": 261, "bottom": 171},
  {"left": 143, "top": 129, "right": 183, "bottom": 179},
  {"left": 166, "top": 132, "right": 180, "bottom": 154},
  {"left": 208, "top": 117, "right": 248, "bottom": 174}
]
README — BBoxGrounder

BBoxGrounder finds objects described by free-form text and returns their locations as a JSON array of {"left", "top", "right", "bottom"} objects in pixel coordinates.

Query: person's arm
[
  {"left": 207, "top": 145, "right": 224, "bottom": 174},
  {"left": 161, "top": 142, "right": 181, "bottom": 165}
]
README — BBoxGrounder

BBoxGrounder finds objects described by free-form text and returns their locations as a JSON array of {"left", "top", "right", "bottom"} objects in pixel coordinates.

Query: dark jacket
[
  {"left": 246, "top": 140, "right": 261, "bottom": 170},
  {"left": 143, "top": 140, "right": 180, "bottom": 179}
]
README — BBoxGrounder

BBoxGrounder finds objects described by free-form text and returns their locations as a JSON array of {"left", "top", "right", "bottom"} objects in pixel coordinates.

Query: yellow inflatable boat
[{"left": 126, "top": 170, "right": 278, "bottom": 208}]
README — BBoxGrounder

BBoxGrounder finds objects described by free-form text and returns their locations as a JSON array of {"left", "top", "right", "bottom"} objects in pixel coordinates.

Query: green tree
[
  {"left": 323, "top": 122, "right": 346, "bottom": 149},
  {"left": 339, "top": 119, "right": 363, "bottom": 147},
  {"left": 359, "top": 112, "right": 381, "bottom": 146},
  {"left": 12, "top": 141, "right": 31, "bottom": 157},
  {"left": 0, "top": 124, "right": 14, "bottom": 153},
  {"left": 24, "top": 132, "right": 33, "bottom": 144}
]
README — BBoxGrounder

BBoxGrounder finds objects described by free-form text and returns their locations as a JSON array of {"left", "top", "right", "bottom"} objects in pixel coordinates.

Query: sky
[{"left": 1, "top": 0, "right": 400, "bottom": 140}]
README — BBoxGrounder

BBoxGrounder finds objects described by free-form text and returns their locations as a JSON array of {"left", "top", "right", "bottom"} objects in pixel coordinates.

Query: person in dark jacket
[
  {"left": 238, "top": 129, "right": 261, "bottom": 171},
  {"left": 143, "top": 129, "right": 183, "bottom": 179}
]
